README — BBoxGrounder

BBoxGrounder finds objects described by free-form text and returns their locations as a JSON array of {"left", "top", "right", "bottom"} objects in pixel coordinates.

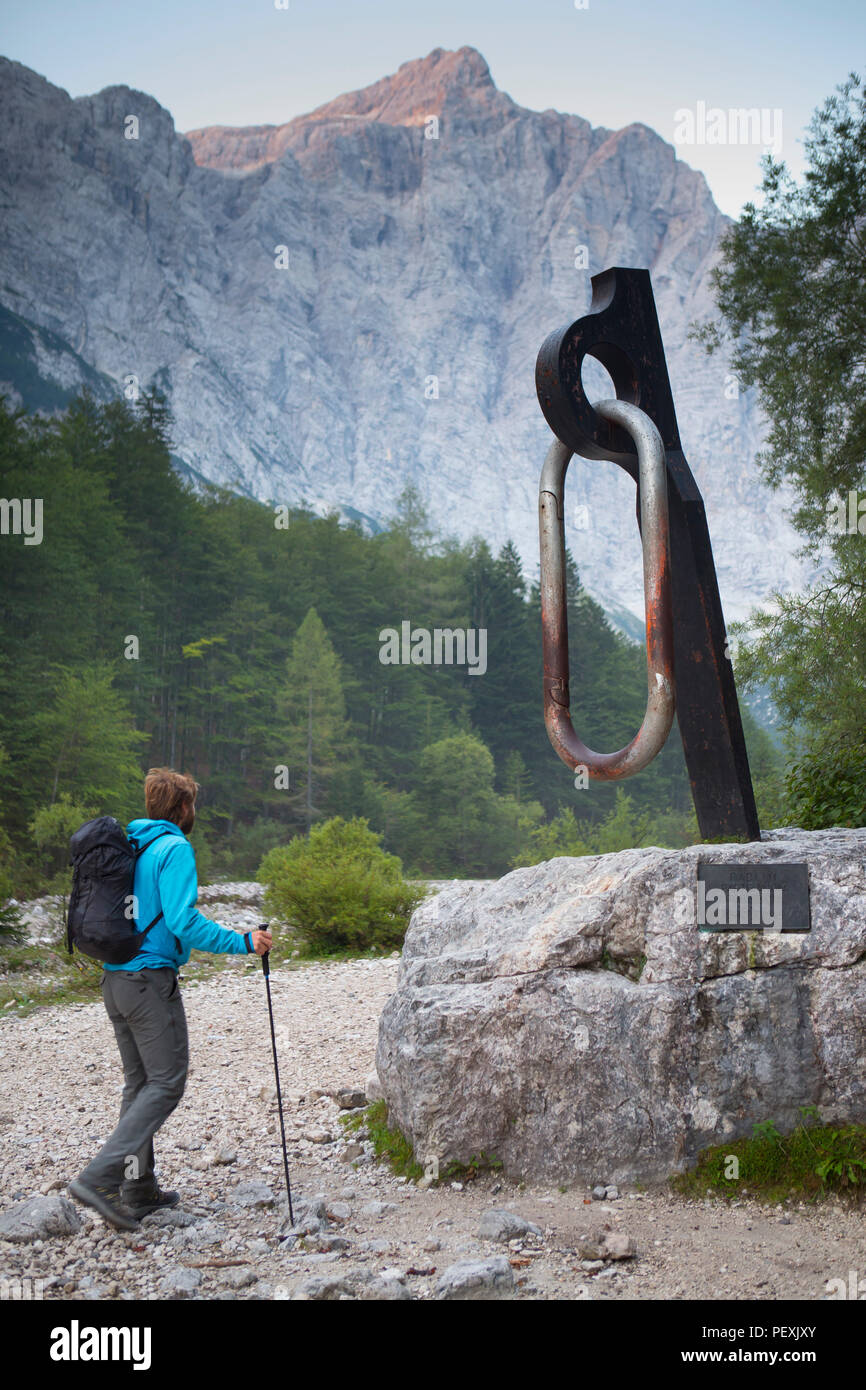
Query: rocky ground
[{"left": 0, "top": 887, "right": 863, "bottom": 1301}]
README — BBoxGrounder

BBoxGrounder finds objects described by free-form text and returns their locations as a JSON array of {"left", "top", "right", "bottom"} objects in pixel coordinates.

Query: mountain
[{"left": 0, "top": 46, "right": 809, "bottom": 629}]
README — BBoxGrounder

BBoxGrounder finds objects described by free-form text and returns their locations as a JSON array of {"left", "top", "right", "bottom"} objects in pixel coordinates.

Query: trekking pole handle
[{"left": 258, "top": 922, "right": 271, "bottom": 977}]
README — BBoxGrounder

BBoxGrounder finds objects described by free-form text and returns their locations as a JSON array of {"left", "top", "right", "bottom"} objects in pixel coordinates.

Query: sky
[{"left": 2, "top": 0, "right": 864, "bottom": 216}]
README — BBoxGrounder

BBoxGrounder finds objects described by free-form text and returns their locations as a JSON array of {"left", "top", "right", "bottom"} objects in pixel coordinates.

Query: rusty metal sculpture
[{"left": 536, "top": 265, "right": 760, "bottom": 842}]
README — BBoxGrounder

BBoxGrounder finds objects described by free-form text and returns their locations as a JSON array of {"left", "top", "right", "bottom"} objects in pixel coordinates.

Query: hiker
[{"left": 69, "top": 768, "right": 271, "bottom": 1230}]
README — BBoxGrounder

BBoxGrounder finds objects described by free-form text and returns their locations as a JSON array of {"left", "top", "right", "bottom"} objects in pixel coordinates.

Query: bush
[
  {"left": 0, "top": 866, "right": 25, "bottom": 946},
  {"left": 398, "top": 734, "right": 544, "bottom": 877},
  {"left": 29, "top": 794, "right": 97, "bottom": 891},
  {"left": 258, "top": 816, "right": 425, "bottom": 955},
  {"left": 512, "top": 790, "right": 698, "bottom": 867},
  {"left": 784, "top": 738, "right": 866, "bottom": 829}
]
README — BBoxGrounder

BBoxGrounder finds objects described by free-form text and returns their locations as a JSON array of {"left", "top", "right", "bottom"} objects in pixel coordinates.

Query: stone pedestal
[{"left": 375, "top": 829, "right": 866, "bottom": 1183}]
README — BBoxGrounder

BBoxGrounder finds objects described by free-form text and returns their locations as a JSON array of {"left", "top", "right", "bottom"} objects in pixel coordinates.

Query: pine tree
[{"left": 279, "top": 608, "right": 350, "bottom": 833}]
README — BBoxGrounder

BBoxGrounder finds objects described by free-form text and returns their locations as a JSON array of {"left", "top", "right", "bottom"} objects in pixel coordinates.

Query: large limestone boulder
[{"left": 375, "top": 829, "right": 866, "bottom": 1183}]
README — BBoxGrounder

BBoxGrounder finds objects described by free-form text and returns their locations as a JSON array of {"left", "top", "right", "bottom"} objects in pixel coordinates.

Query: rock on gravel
[
  {"left": 282, "top": 1195, "right": 329, "bottom": 1237},
  {"left": 360, "top": 1200, "right": 397, "bottom": 1218},
  {"left": 230, "top": 1182, "right": 274, "bottom": 1208},
  {"left": 159, "top": 1267, "right": 202, "bottom": 1299},
  {"left": 477, "top": 1209, "right": 543, "bottom": 1242},
  {"left": 173, "top": 1221, "right": 227, "bottom": 1248},
  {"left": 602, "top": 1232, "right": 636, "bottom": 1260},
  {"left": 308, "top": 1234, "right": 352, "bottom": 1252},
  {"left": 140, "top": 1208, "right": 200, "bottom": 1229},
  {"left": 0, "top": 1194, "right": 82, "bottom": 1242},
  {"left": 578, "top": 1228, "right": 637, "bottom": 1261},
  {"left": 291, "top": 1273, "right": 359, "bottom": 1301},
  {"left": 436, "top": 1256, "right": 515, "bottom": 1300},
  {"left": 358, "top": 1274, "right": 413, "bottom": 1301},
  {"left": 334, "top": 1088, "right": 367, "bottom": 1110}
]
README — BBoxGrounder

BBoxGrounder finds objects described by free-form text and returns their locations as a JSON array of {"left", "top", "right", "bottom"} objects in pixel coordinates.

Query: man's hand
[{"left": 250, "top": 929, "right": 272, "bottom": 956}]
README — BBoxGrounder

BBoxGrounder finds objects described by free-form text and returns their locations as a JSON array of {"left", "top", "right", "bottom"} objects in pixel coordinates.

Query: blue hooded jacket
[{"left": 103, "top": 818, "right": 253, "bottom": 972}]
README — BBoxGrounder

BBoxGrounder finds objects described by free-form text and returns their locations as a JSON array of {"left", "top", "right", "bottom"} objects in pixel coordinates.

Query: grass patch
[
  {"left": 0, "top": 942, "right": 105, "bottom": 1016},
  {"left": 0, "top": 937, "right": 276, "bottom": 1017},
  {"left": 340, "top": 1102, "right": 503, "bottom": 1185},
  {"left": 0, "top": 878, "right": 409, "bottom": 1020},
  {"left": 0, "top": 926, "right": 369, "bottom": 1018},
  {"left": 340, "top": 1100, "right": 424, "bottom": 1181},
  {"left": 672, "top": 1108, "right": 866, "bottom": 1205},
  {"left": 440, "top": 1153, "right": 504, "bottom": 1183},
  {"left": 265, "top": 932, "right": 400, "bottom": 966}
]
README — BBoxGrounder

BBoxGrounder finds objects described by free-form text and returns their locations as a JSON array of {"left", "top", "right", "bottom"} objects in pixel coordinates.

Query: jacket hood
[{"left": 127, "top": 818, "right": 186, "bottom": 851}]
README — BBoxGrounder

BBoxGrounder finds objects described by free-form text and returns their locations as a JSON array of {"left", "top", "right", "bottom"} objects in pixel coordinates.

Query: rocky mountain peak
[
  {"left": 186, "top": 46, "right": 507, "bottom": 172},
  {"left": 308, "top": 45, "right": 499, "bottom": 124},
  {"left": 0, "top": 50, "right": 810, "bottom": 634}
]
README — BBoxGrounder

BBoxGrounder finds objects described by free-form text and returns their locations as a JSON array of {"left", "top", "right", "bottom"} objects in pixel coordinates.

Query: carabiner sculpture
[
  {"left": 535, "top": 266, "right": 761, "bottom": 840},
  {"left": 539, "top": 399, "right": 675, "bottom": 778}
]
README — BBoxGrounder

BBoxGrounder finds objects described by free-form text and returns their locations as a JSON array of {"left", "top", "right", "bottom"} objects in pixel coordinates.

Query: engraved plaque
[{"left": 696, "top": 863, "right": 810, "bottom": 932}]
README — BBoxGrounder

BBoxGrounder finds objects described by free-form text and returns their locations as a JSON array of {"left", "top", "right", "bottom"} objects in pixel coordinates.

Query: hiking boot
[
  {"left": 122, "top": 1187, "right": 181, "bottom": 1217},
  {"left": 68, "top": 1178, "right": 141, "bottom": 1231}
]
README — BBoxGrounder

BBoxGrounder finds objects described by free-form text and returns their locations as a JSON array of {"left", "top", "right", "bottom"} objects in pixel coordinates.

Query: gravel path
[{"left": 0, "top": 947, "right": 863, "bottom": 1301}]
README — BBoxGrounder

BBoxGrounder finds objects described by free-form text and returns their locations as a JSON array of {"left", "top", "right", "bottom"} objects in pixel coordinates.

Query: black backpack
[{"left": 66, "top": 817, "right": 170, "bottom": 965}]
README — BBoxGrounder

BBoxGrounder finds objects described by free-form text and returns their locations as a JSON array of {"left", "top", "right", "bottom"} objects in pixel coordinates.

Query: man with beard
[{"left": 69, "top": 768, "right": 271, "bottom": 1230}]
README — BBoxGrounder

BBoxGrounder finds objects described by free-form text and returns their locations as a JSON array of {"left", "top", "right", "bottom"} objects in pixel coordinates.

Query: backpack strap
[
  {"left": 133, "top": 831, "right": 174, "bottom": 862},
  {"left": 133, "top": 832, "right": 174, "bottom": 940}
]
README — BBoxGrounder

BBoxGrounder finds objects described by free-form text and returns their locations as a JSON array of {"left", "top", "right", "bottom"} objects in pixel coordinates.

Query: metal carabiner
[{"left": 539, "top": 398, "right": 675, "bottom": 779}]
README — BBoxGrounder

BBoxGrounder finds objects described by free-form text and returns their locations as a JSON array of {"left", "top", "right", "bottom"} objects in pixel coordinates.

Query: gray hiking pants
[{"left": 77, "top": 966, "right": 188, "bottom": 1195}]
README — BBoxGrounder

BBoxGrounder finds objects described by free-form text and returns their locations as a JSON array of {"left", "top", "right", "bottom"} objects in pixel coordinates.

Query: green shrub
[
  {"left": 28, "top": 794, "right": 96, "bottom": 893},
  {"left": 513, "top": 789, "right": 698, "bottom": 867},
  {"left": 258, "top": 816, "right": 425, "bottom": 955},
  {"left": 784, "top": 738, "right": 866, "bottom": 829},
  {"left": 340, "top": 1100, "right": 425, "bottom": 1180},
  {"left": 0, "top": 866, "right": 25, "bottom": 946}
]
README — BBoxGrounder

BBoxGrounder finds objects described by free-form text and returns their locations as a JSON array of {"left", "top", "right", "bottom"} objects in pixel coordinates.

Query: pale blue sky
[{"left": 3, "top": 0, "right": 863, "bottom": 215}]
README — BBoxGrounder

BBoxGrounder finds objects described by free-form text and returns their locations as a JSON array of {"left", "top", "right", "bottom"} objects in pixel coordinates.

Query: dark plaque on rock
[{"left": 696, "top": 862, "right": 811, "bottom": 933}]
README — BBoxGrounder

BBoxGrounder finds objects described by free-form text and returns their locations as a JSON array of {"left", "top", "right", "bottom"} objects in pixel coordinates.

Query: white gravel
[{"left": 0, "top": 887, "right": 864, "bottom": 1301}]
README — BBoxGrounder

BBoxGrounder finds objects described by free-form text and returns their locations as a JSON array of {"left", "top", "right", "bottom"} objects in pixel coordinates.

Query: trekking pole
[{"left": 259, "top": 929, "right": 294, "bottom": 1226}]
